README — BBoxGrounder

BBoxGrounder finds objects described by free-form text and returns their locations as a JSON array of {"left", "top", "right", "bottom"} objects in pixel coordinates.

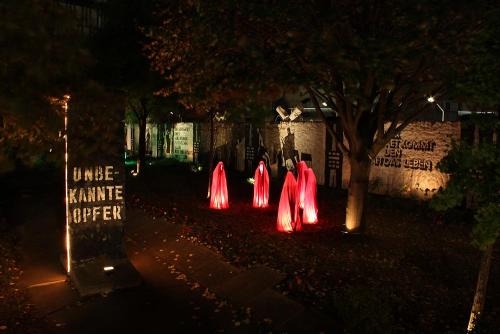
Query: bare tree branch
[{"left": 306, "top": 85, "right": 349, "bottom": 155}]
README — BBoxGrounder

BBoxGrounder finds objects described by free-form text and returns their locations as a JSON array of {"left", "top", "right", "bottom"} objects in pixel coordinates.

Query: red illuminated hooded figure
[
  {"left": 296, "top": 161, "right": 308, "bottom": 209},
  {"left": 277, "top": 171, "right": 301, "bottom": 232},
  {"left": 302, "top": 168, "right": 318, "bottom": 224},
  {"left": 210, "top": 162, "right": 229, "bottom": 209},
  {"left": 253, "top": 161, "right": 269, "bottom": 208}
]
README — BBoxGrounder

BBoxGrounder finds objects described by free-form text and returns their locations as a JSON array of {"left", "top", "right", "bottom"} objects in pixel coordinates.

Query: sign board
[
  {"left": 173, "top": 122, "right": 194, "bottom": 161},
  {"left": 65, "top": 89, "right": 139, "bottom": 295},
  {"left": 245, "top": 146, "right": 255, "bottom": 161},
  {"left": 327, "top": 151, "right": 341, "bottom": 169},
  {"left": 372, "top": 134, "right": 434, "bottom": 171},
  {"left": 67, "top": 165, "right": 125, "bottom": 259}
]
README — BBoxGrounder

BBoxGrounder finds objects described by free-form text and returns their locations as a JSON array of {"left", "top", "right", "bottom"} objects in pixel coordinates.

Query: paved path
[
  {"left": 125, "top": 208, "right": 332, "bottom": 333},
  {"left": 15, "top": 191, "right": 332, "bottom": 333}
]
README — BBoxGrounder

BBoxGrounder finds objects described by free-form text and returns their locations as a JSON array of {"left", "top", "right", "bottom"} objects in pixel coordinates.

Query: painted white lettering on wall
[
  {"left": 69, "top": 165, "right": 123, "bottom": 224},
  {"left": 173, "top": 123, "right": 194, "bottom": 161},
  {"left": 373, "top": 135, "right": 434, "bottom": 171},
  {"left": 73, "top": 166, "right": 109, "bottom": 181},
  {"left": 68, "top": 185, "right": 123, "bottom": 203}
]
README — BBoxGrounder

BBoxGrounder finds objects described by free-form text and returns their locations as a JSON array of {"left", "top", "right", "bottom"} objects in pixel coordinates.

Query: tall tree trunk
[
  {"left": 207, "top": 110, "right": 215, "bottom": 198},
  {"left": 467, "top": 124, "right": 480, "bottom": 208},
  {"left": 345, "top": 155, "right": 371, "bottom": 233},
  {"left": 137, "top": 117, "right": 146, "bottom": 174},
  {"left": 467, "top": 243, "right": 495, "bottom": 332}
]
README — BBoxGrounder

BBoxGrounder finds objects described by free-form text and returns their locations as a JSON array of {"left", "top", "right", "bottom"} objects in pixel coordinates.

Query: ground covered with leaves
[
  {"left": 0, "top": 170, "right": 50, "bottom": 334},
  {"left": 0, "top": 233, "right": 41, "bottom": 334},
  {"left": 127, "top": 162, "right": 499, "bottom": 334}
]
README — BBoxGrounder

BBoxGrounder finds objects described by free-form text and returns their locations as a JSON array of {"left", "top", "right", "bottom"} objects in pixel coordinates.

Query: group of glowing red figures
[{"left": 209, "top": 161, "right": 318, "bottom": 233}]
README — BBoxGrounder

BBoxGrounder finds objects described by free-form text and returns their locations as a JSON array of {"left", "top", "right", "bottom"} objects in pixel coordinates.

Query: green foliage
[
  {"left": 472, "top": 203, "right": 500, "bottom": 250},
  {"left": 431, "top": 138, "right": 500, "bottom": 249}
]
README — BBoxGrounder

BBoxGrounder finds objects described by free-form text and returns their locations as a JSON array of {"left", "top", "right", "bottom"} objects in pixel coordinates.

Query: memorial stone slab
[{"left": 65, "top": 89, "right": 140, "bottom": 296}]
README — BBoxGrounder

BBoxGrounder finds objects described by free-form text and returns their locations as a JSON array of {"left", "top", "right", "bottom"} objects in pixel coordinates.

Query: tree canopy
[
  {"left": 431, "top": 2, "right": 500, "bottom": 249},
  {"left": 145, "top": 0, "right": 281, "bottom": 117},
  {"left": 432, "top": 138, "right": 499, "bottom": 249},
  {"left": 448, "top": 6, "right": 500, "bottom": 110},
  {"left": 0, "top": 0, "right": 89, "bottom": 164},
  {"left": 147, "top": 0, "right": 491, "bottom": 147},
  {"left": 145, "top": 0, "right": 495, "bottom": 231}
]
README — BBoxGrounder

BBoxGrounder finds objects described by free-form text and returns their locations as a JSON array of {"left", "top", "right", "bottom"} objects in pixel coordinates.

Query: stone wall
[
  {"left": 199, "top": 121, "right": 245, "bottom": 168},
  {"left": 126, "top": 119, "right": 461, "bottom": 199},
  {"left": 264, "top": 121, "right": 326, "bottom": 185},
  {"left": 342, "top": 121, "right": 461, "bottom": 199}
]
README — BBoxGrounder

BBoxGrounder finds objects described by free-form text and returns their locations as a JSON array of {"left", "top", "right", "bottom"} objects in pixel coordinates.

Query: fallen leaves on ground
[{"left": 127, "top": 165, "right": 500, "bottom": 334}]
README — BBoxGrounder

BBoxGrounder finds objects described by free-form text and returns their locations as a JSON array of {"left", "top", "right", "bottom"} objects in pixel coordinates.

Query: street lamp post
[{"left": 427, "top": 96, "right": 446, "bottom": 122}]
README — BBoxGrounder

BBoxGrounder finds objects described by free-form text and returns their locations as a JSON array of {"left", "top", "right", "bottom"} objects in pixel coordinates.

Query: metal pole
[{"left": 435, "top": 103, "right": 446, "bottom": 122}]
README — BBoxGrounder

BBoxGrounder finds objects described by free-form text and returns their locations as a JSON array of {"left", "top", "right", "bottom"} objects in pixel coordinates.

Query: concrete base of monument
[
  {"left": 340, "top": 228, "right": 365, "bottom": 240},
  {"left": 68, "top": 256, "right": 142, "bottom": 297}
]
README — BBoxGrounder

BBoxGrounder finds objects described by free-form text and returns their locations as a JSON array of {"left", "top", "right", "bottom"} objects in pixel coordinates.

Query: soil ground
[
  {"left": 127, "top": 160, "right": 500, "bottom": 334},
  {"left": 0, "top": 167, "right": 330, "bottom": 334},
  {"left": 1, "top": 163, "right": 499, "bottom": 333}
]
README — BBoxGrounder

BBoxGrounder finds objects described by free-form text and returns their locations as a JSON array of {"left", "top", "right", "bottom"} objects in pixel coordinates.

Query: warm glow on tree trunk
[
  {"left": 467, "top": 244, "right": 495, "bottom": 332},
  {"left": 345, "top": 159, "right": 371, "bottom": 233}
]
